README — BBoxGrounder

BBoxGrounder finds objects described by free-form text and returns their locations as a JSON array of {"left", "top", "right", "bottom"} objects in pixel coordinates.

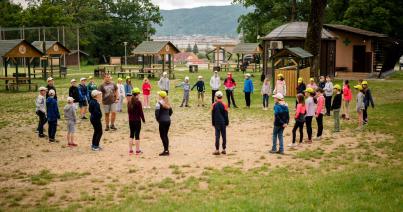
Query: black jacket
[
  {"left": 191, "top": 81, "right": 205, "bottom": 92},
  {"left": 364, "top": 89, "right": 375, "bottom": 108},
  {"left": 155, "top": 102, "right": 173, "bottom": 123},
  {"left": 69, "top": 86, "right": 80, "bottom": 103},
  {"left": 89, "top": 99, "right": 102, "bottom": 120},
  {"left": 331, "top": 93, "right": 342, "bottom": 110},
  {"left": 296, "top": 83, "right": 306, "bottom": 94},
  {"left": 212, "top": 101, "right": 229, "bottom": 126}
]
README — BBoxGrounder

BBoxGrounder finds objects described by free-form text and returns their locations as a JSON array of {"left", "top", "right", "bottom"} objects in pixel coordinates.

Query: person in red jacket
[
  {"left": 342, "top": 80, "right": 352, "bottom": 120},
  {"left": 289, "top": 94, "right": 306, "bottom": 147},
  {"left": 223, "top": 72, "right": 238, "bottom": 108},
  {"left": 142, "top": 78, "right": 151, "bottom": 108},
  {"left": 128, "top": 88, "right": 145, "bottom": 155}
]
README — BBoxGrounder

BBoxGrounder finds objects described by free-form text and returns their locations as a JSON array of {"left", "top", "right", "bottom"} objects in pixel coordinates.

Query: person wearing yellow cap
[
  {"left": 307, "top": 77, "right": 317, "bottom": 90},
  {"left": 331, "top": 84, "right": 342, "bottom": 132},
  {"left": 304, "top": 87, "right": 316, "bottom": 143},
  {"left": 296, "top": 77, "right": 306, "bottom": 107},
  {"left": 116, "top": 78, "right": 125, "bottom": 112},
  {"left": 124, "top": 76, "right": 133, "bottom": 102},
  {"left": 155, "top": 91, "right": 173, "bottom": 156},
  {"left": 273, "top": 73, "right": 286, "bottom": 96},
  {"left": 354, "top": 84, "right": 365, "bottom": 130},
  {"left": 87, "top": 76, "right": 97, "bottom": 99},
  {"left": 361, "top": 81, "right": 374, "bottom": 124},
  {"left": 128, "top": 87, "right": 145, "bottom": 155}
]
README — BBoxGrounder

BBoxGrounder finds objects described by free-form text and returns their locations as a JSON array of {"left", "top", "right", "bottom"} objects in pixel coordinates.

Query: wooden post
[
  {"left": 237, "top": 54, "right": 240, "bottom": 71},
  {"left": 27, "top": 57, "right": 32, "bottom": 91},
  {"left": 15, "top": 59, "right": 19, "bottom": 91},
  {"left": 162, "top": 54, "right": 165, "bottom": 77},
  {"left": 50, "top": 57, "right": 54, "bottom": 77},
  {"left": 77, "top": 27, "right": 80, "bottom": 71},
  {"left": 4, "top": 58, "right": 8, "bottom": 90},
  {"left": 271, "top": 57, "right": 275, "bottom": 93},
  {"left": 62, "top": 26, "right": 66, "bottom": 67}
]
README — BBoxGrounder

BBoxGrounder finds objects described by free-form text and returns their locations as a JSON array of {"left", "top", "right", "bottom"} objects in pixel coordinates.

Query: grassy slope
[{"left": 0, "top": 66, "right": 402, "bottom": 211}]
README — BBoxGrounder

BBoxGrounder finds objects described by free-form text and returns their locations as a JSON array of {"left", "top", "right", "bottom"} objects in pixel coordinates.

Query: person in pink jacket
[
  {"left": 342, "top": 80, "right": 352, "bottom": 120},
  {"left": 289, "top": 94, "right": 306, "bottom": 147},
  {"left": 315, "top": 88, "right": 326, "bottom": 140}
]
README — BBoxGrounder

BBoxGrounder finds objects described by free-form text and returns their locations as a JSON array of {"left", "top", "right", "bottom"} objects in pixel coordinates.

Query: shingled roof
[
  {"left": 132, "top": 41, "right": 180, "bottom": 55},
  {"left": 232, "top": 43, "right": 263, "bottom": 54},
  {"left": 324, "top": 24, "right": 387, "bottom": 38},
  {"left": 262, "top": 22, "right": 335, "bottom": 40},
  {"left": 272, "top": 47, "right": 313, "bottom": 59},
  {"left": 31, "top": 41, "right": 70, "bottom": 54},
  {"left": 0, "top": 39, "right": 43, "bottom": 58}
]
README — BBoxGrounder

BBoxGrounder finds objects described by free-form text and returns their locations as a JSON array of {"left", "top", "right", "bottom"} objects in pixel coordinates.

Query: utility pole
[
  {"left": 77, "top": 27, "right": 80, "bottom": 71},
  {"left": 123, "top": 42, "right": 128, "bottom": 66},
  {"left": 62, "top": 26, "right": 66, "bottom": 67}
]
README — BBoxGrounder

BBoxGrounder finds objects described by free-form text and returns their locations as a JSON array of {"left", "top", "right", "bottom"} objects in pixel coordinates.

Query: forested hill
[{"left": 154, "top": 5, "right": 253, "bottom": 36}]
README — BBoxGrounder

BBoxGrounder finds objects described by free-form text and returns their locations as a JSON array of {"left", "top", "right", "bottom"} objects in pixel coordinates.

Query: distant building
[
  {"left": 174, "top": 52, "right": 199, "bottom": 64},
  {"left": 65, "top": 50, "right": 89, "bottom": 66},
  {"left": 152, "top": 35, "right": 239, "bottom": 52}
]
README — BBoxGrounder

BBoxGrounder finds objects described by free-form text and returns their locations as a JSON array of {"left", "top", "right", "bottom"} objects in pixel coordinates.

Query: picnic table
[
  {"left": 0, "top": 77, "right": 37, "bottom": 91},
  {"left": 99, "top": 65, "right": 121, "bottom": 75},
  {"left": 117, "top": 66, "right": 141, "bottom": 78}
]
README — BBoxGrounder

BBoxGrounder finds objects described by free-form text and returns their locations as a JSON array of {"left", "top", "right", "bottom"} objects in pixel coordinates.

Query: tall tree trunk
[
  {"left": 291, "top": 0, "right": 297, "bottom": 22},
  {"left": 304, "top": 0, "right": 327, "bottom": 79}
]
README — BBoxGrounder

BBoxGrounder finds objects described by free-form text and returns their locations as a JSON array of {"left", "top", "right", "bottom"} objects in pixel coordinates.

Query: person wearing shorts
[
  {"left": 99, "top": 74, "right": 119, "bottom": 131},
  {"left": 128, "top": 88, "right": 145, "bottom": 155},
  {"left": 64, "top": 97, "right": 78, "bottom": 147}
]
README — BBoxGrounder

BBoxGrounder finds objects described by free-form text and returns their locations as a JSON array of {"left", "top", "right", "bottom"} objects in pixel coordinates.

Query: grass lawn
[{"left": 0, "top": 66, "right": 402, "bottom": 211}]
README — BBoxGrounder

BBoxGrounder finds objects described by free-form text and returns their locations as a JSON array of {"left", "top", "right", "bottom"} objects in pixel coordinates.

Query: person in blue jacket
[
  {"left": 243, "top": 73, "right": 254, "bottom": 108},
  {"left": 269, "top": 93, "right": 289, "bottom": 155},
  {"left": 124, "top": 76, "right": 133, "bottom": 102},
  {"left": 191, "top": 76, "right": 206, "bottom": 107},
  {"left": 89, "top": 90, "right": 103, "bottom": 151},
  {"left": 46, "top": 89, "right": 60, "bottom": 143},
  {"left": 78, "top": 78, "right": 88, "bottom": 119}
]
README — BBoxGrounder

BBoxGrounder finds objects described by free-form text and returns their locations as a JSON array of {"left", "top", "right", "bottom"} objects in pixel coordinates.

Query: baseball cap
[
  {"left": 70, "top": 79, "right": 76, "bottom": 83},
  {"left": 298, "top": 77, "right": 303, "bottom": 83},
  {"left": 126, "top": 76, "right": 131, "bottom": 80},
  {"left": 361, "top": 81, "right": 368, "bottom": 85},
  {"left": 272, "top": 93, "right": 284, "bottom": 100},
  {"left": 304, "top": 87, "right": 315, "bottom": 93},
  {"left": 67, "top": 97, "right": 74, "bottom": 102},
  {"left": 47, "top": 77, "right": 54, "bottom": 82},
  {"left": 310, "top": 78, "right": 314, "bottom": 81},
  {"left": 245, "top": 73, "right": 251, "bottom": 77},
  {"left": 158, "top": 91, "right": 167, "bottom": 98},
  {"left": 215, "top": 91, "right": 223, "bottom": 97},
  {"left": 88, "top": 76, "right": 93, "bottom": 80},
  {"left": 354, "top": 85, "right": 363, "bottom": 90},
  {"left": 184, "top": 76, "right": 189, "bottom": 81},
  {"left": 80, "top": 77, "right": 87, "bottom": 81},
  {"left": 91, "top": 90, "right": 102, "bottom": 97},
  {"left": 198, "top": 75, "right": 203, "bottom": 79},
  {"left": 48, "top": 89, "right": 55, "bottom": 96},
  {"left": 39, "top": 87, "right": 47, "bottom": 91},
  {"left": 132, "top": 87, "right": 141, "bottom": 94},
  {"left": 334, "top": 84, "right": 341, "bottom": 90}
]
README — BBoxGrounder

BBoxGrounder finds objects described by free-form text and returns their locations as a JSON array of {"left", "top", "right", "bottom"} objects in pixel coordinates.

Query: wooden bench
[
  {"left": 8, "top": 82, "right": 38, "bottom": 91},
  {"left": 135, "top": 72, "right": 155, "bottom": 79}
]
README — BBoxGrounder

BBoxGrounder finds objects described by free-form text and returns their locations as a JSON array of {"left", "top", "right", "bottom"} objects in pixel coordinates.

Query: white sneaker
[
  {"left": 314, "top": 136, "right": 321, "bottom": 141},
  {"left": 288, "top": 143, "right": 297, "bottom": 147}
]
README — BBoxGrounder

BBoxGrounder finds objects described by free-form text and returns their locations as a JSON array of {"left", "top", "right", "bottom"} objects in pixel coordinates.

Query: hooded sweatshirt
[
  {"left": 64, "top": 104, "right": 77, "bottom": 123},
  {"left": 273, "top": 102, "right": 290, "bottom": 126},
  {"left": 158, "top": 77, "right": 170, "bottom": 91},
  {"left": 210, "top": 75, "right": 221, "bottom": 90}
]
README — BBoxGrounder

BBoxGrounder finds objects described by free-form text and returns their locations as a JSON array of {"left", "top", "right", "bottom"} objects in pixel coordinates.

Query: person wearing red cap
[{"left": 223, "top": 72, "right": 238, "bottom": 108}]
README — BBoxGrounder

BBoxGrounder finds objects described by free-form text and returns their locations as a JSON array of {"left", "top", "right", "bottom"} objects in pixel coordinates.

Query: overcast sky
[{"left": 13, "top": 0, "right": 233, "bottom": 10}]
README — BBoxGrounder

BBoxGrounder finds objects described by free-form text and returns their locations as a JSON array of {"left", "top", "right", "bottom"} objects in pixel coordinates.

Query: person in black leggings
[
  {"left": 290, "top": 94, "right": 306, "bottom": 147},
  {"left": 155, "top": 91, "right": 173, "bottom": 156},
  {"left": 89, "top": 90, "right": 103, "bottom": 151},
  {"left": 128, "top": 88, "right": 145, "bottom": 155}
]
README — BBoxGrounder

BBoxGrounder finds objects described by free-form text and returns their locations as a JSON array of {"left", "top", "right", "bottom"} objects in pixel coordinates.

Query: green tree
[
  {"left": 193, "top": 44, "right": 199, "bottom": 54},
  {"left": 186, "top": 44, "right": 192, "bottom": 52},
  {"left": 0, "top": 0, "right": 23, "bottom": 27}
]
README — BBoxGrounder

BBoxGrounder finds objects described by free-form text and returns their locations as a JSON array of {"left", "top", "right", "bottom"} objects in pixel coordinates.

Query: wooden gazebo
[
  {"left": 132, "top": 41, "right": 180, "bottom": 79},
  {"left": 32, "top": 41, "right": 70, "bottom": 79},
  {"left": 232, "top": 43, "right": 263, "bottom": 72},
  {"left": 206, "top": 44, "right": 235, "bottom": 71},
  {"left": 0, "top": 40, "right": 43, "bottom": 91},
  {"left": 270, "top": 47, "right": 313, "bottom": 96}
]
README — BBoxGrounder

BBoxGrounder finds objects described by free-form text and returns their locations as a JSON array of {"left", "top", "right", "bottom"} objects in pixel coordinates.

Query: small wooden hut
[
  {"left": 232, "top": 43, "right": 263, "bottom": 72},
  {"left": 0, "top": 39, "right": 43, "bottom": 91},
  {"left": 271, "top": 47, "right": 313, "bottom": 97},
  {"left": 132, "top": 41, "right": 180, "bottom": 79},
  {"left": 32, "top": 41, "right": 70, "bottom": 79}
]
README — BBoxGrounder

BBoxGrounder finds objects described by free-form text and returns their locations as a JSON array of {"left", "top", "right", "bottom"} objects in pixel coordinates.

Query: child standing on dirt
[
  {"left": 69, "top": 79, "right": 80, "bottom": 109},
  {"left": 304, "top": 87, "right": 315, "bottom": 144},
  {"left": 192, "top": 76, "right": 206, "bottom": 107},
  {"left": 176, "top": 76, "right": 191, "bottom": 107},
  {"left": 342, "top": 80, "right": 352, "bottom": 120},
  {"left": 289, "top": 94, "right": 306, "bottom": 147},
  {"left": 269, "top": 93, "right": 289, "bottom": 155},
  {"left": 362, "top": 81, "right": 375, "bottom": 124},
  {"left": 315, "top": 88, "right": 326, "bottom": 140},
  {"left": 155, "top": 91, "right": 173, "bottom": 156},
  {"left": 331, "top": 84, "right": 342, "bottom": 132},
  {"left": 128, "top": 88, "right": 145, "bottom": 155},
  {"left": 46, "top": 77, "right": 57, "bottom": 100},
  {"left": 324, "top": 76, "right": 333, "bottom": 116},
  {"left": 223, "top": 72, "right": 238, "bottom": 108},
  {"left": 36, "top": 87, "right": 47, "bottom": 138},
  {"left": 296, "top": 77, "right": 306, "bottom": 107},
  {"left": 212, "top": 91, "right": 229, "bottom": 155},
  {"left": 243, "top": 73, "right": 254, "bottom": 108},
  {"left": 117, "top": 78, "right": 125, "bottom": 112},
  {"left": 46, "top": 89, "right": 60, "bottom": 143},
  {"left": 354, "top": 85, "right": 365, "bottom": 130},
  {"left": 89, "top": 90, "right": 103, "bottom": 151},
  {"left": 142, "top": 78, "right": 151, "bottom": 108},
  {"left": 273, "top": 74, "right": 286, "bottom": 96},
  {"left": 78, "top": 78, "right": 88, "bottom": 119},
  {"left": 87, "top": 76, "right": 97, "bottom": 99},
  {"left": 64, "top": 97, "right": 78, "bottom": 147},
  {"left": 261, "top": 78, "right": 271, "bottom": 110}
]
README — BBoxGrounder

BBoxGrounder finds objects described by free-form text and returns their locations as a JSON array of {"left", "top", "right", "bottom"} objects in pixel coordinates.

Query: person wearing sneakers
[
  {"left": 296, "top": 77, "right": 306, "bottom": 107},
  {"left": 273, "top": 73, "right": 286, "bottom": 96},
  {"left": 64, "top": 97, "right": 78, "bottom": 147},
  {"left": 362, "top": 81, "right": 374, "bottom": 124},
  {"left": 87, "top": 76, "right": 97, "bottom": 100},
  {"left": 306, "top": 78, "right": 317, "bottom": 90},
  {"left": 324, "top": 76, "right": 333, "bottom": 116},
  {"left": 318, "top": 76, "right": 326, "bottom": 89},
  {"left": 192, "top": 75, "right": 206, "bottom": 107},
  {"left": 269, "top": 93, "right": 289, "bottom": 155},
  {"left": 176, "top": 76, "right": 191, "bottom": 107},
  {"left": 99, "top": 74, "right": 119, "bottom": 131},
  {"left": 35, "top": 87, "right": 48, "bottom": 138},
  {"left": 46, "top": 77, "right": 57, "bottom": 99},
  {"left": 128, "top": 88, "right": 145, "bottom": 155},
  {"left": 261, "top": 78, "right": 271, "bottom": 110},
  {"left": 142, "top": 78, "right": 151, "bottom": 108},
  {"left": 212, "top": 91, "right": 229, "bottom": 155},
  {"left": 331, "top": 84, "right": 342, "bottom": 132},
  {"left": 124, "top": 76, "right": 133, "bottom": 102},
  {"left": 289, "top": 93, "right": 306, "bottom": 147},
  {"left": 78, "top": 78, "right": 88, "bottom": 119},
  {"left": 155, "top": 91, "right": 173, "bottom": 156},
  {"left": 89, "top": 90, "right": 103, "bottom": 151},
  {"left": 304, "top": 87, "right": 316, "bottom": 144},
  {"left": 223, "top": 72, "right": 237, "bottom": 108},
  {"left": 354, "top": 85, "right": 365, "bottom": 130},
  {"left": 315, "top": 88, "right": 326, "bottom": 140},
  {"left": 243, "top": 73, "right": 254, "bottom": 108},
  {"left": 210, "top": 71, "right": 221, "bottom": 103},
  {"left": 116, "top": 78, "right": 125, "bottom": 112},
  {"left": 342, "top": 80, "right": 352, "bottom": 120},
  {"left": 46, "top": 89, "right": 60, "bottom": 143},
  {"left": 158, "top": 72, "right": 170, "bottom": 94},
  {"left": 68, "top": 79, "right": 80, "bottom": 109}
]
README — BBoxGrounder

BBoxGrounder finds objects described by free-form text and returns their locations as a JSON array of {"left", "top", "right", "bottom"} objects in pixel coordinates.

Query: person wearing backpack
[{"left": 289, "top": 94, "right": 306, "bottom": 147}]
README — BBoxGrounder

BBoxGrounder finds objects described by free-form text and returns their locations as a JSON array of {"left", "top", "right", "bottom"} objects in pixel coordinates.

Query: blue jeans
[
  {"left": 48, "top": 120, "right": 58, "bottom": 140},
  {"left": 263, "top": 94, "right": 269, "bottom": 108},
  {"left": 272, "top": 125, "right": 284, "bottom": 152}
]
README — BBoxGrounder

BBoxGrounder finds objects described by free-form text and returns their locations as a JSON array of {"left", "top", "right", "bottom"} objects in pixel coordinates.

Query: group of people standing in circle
[{"left": 34, "top": 70, "right": 374, "bottom": 156}]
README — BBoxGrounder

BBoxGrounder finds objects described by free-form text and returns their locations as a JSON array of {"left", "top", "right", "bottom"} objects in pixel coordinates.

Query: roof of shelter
[
  {"left": 132, "top": 41, "right": 180, "bottom": 55},
  {"left": 324, "top": 24, "right": 387, "bottom": 38},
  {"left": 262, "top": 22, "right": 335, "bottom": 40},
  {"left": 272, "top": 47, "right": 313, "bottom": 59},
  {"left": 31, "top": 41, "right": 70, "bottom": 54},
  {"left": 232, "top": 43, "right": 263, "bottom": 54},
  {"left": 0, "top": 39, "right": 43, "bottom": 58}
]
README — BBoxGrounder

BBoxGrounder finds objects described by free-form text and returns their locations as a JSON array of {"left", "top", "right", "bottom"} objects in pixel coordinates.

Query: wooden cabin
[{"left": 32, "top": 41, "right": 70, "bottom": 78}]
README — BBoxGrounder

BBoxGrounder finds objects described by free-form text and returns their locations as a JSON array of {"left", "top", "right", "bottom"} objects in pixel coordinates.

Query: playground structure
[
  {"left": 0, "top": 39, "right": 43, "bottom": 91},
  {"left": 270, "top": 47, "right": 313, "bottom": 97},
  {"left": 206, "top": 44, "right": 235, "bottom": 71}
]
